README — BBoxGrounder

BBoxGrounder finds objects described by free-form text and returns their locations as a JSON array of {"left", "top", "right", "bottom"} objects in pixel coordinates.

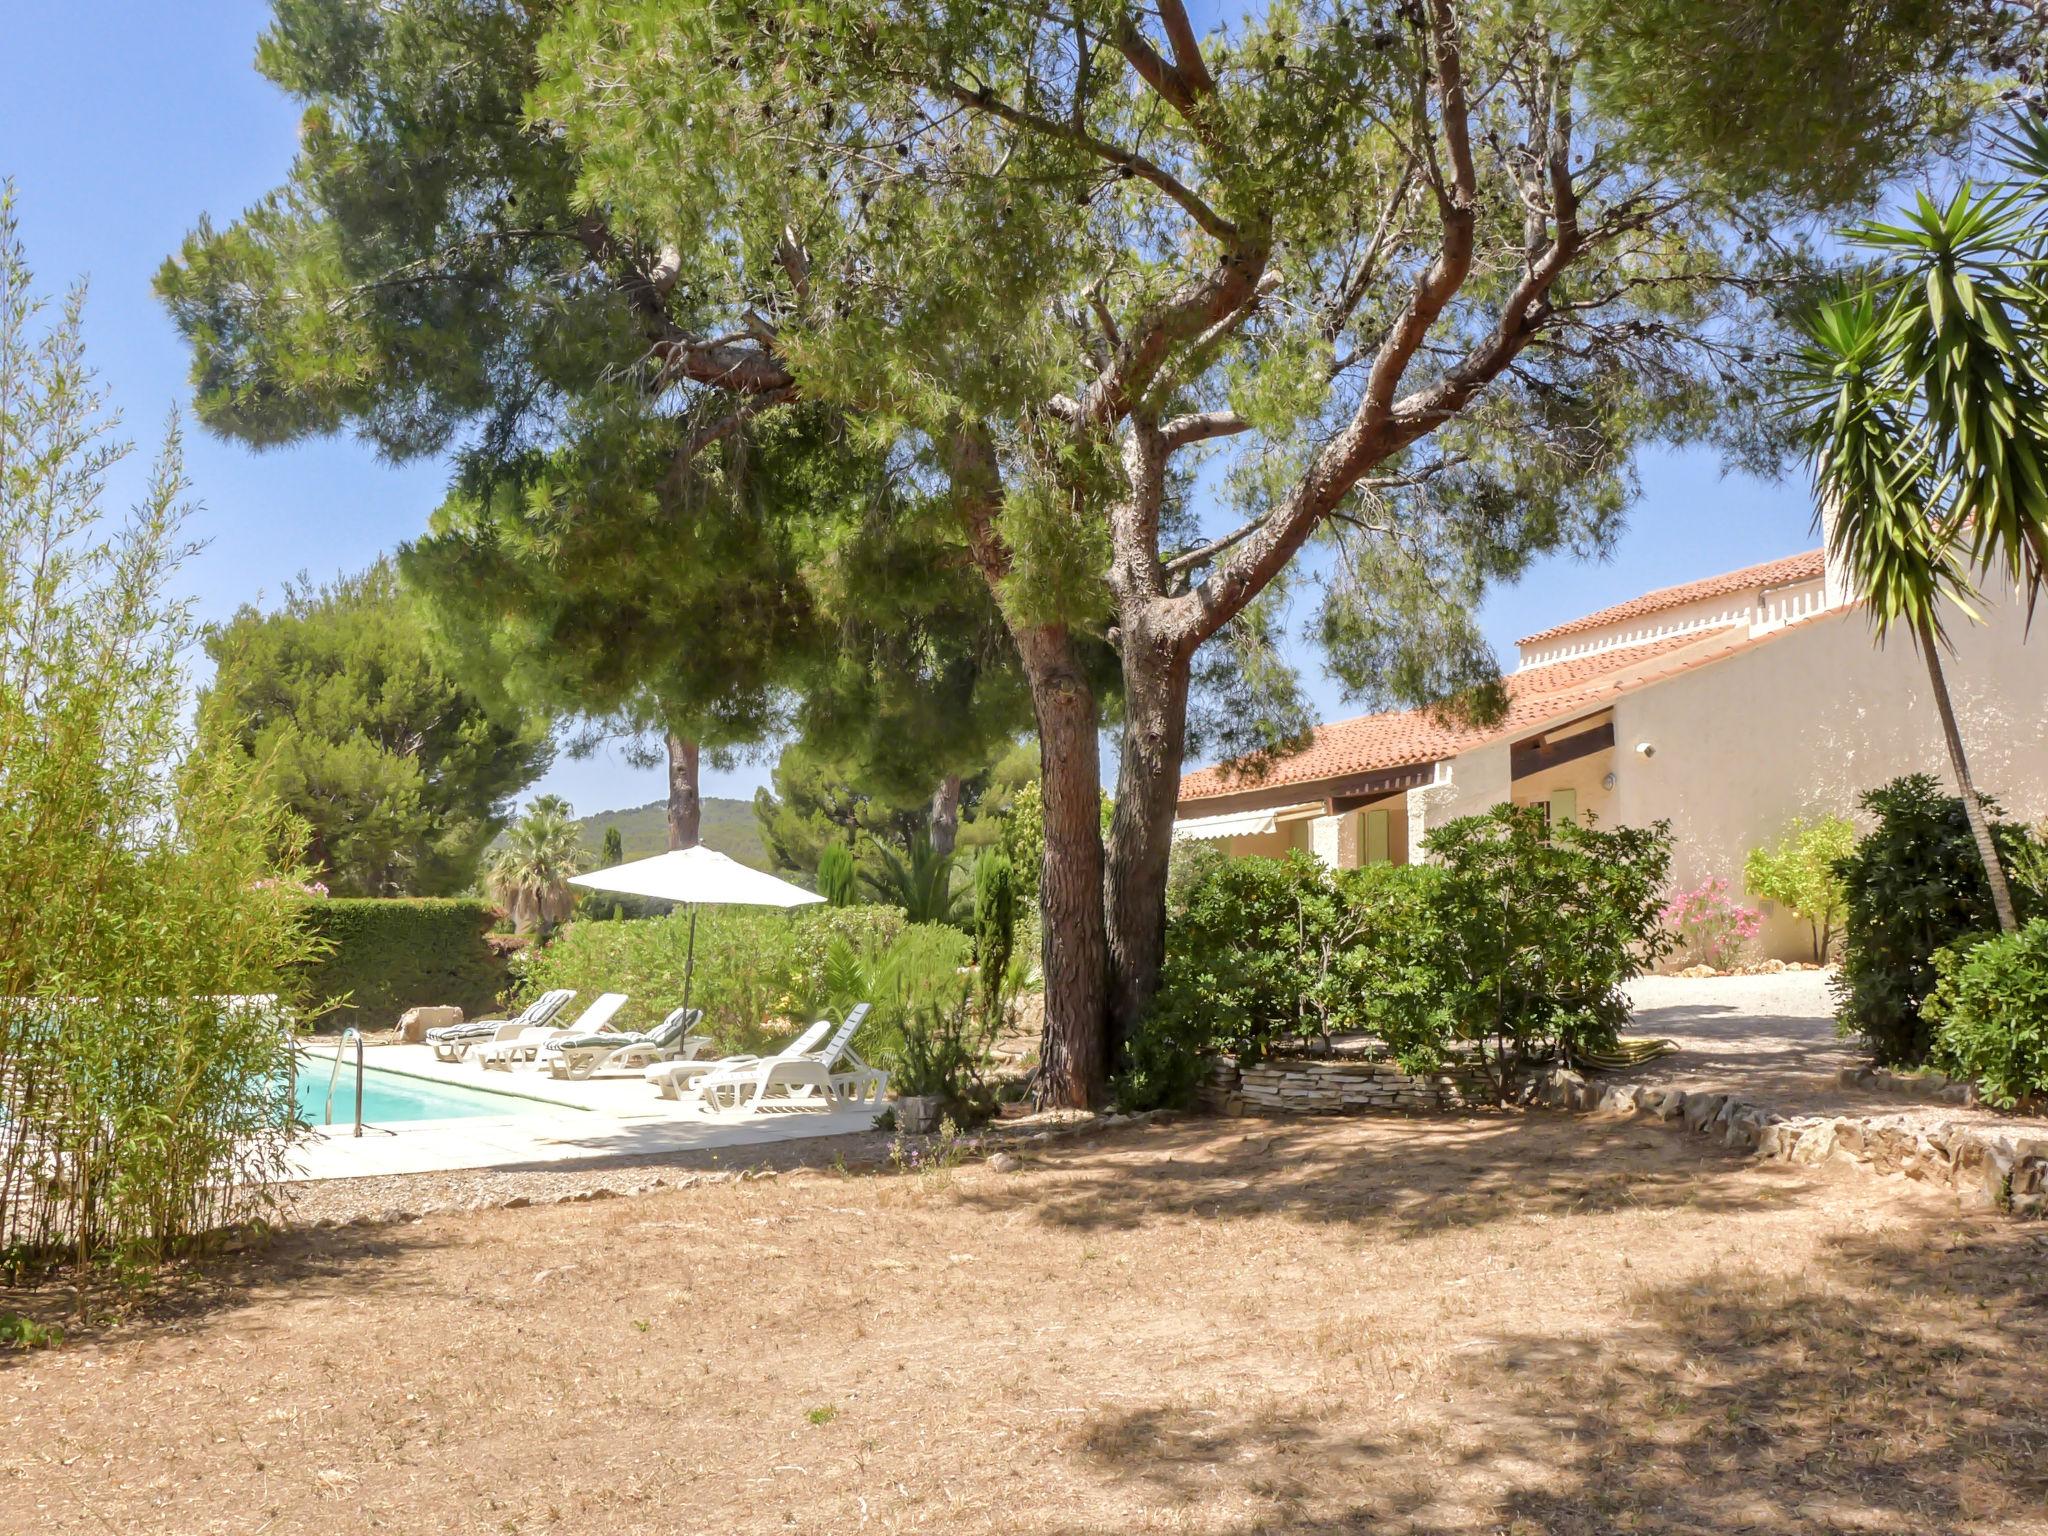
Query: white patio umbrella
[{"left": 567, "top": 846, "right": 823, "bottom": 1012}]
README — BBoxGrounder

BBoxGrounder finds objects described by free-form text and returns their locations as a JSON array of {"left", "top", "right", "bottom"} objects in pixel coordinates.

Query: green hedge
[
  {"left": 509, "top": 904, "right": 920, "bottom": 1052},
  {"left": 297, "top": 899, "right": 507, "bottom": 1030}
]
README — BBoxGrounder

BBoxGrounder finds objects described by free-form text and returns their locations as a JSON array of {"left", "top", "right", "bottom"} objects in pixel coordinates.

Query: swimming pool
[{"left": 293, "top": 1057, "right": 554, "bottom": 1126}]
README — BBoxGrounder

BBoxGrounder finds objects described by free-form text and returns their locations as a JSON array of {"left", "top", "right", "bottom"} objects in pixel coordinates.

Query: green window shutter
[
  {"left": 1365, "top": 808, "right": 1391, "bottom": 865},
  {"left": 1550, "top": 788, "right": 1578, "bottom": 827}
]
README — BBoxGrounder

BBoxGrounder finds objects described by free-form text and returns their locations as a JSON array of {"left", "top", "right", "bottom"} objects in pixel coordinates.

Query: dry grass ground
[{"left": 6, "top": 1113, "right": 2047, "bottom": 1535}]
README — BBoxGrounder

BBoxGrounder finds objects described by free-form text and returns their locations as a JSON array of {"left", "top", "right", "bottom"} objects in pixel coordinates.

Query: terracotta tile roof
[
  {"left": 1516, "top": 548, "right": 1825, "bottom": 645},
  {"left": 1178, "top": 631, "right": 1726, "bottom": 804}
]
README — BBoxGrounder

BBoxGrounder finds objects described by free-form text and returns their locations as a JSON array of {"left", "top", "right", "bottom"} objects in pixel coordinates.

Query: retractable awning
[{"left": 1171, "top": 808, "right": 1281, "bottom": 842}]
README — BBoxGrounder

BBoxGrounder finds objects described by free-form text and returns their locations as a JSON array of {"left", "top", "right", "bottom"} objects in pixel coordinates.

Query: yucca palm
[
  {"left": 488, "top": 796, "right": 587, "bottom": 936},
  {"left": 861, "top": 835, "right": 971, "bottom": 927},
  {"left": 1785, "top": 122, "right": 2048, "bottom": 934}
]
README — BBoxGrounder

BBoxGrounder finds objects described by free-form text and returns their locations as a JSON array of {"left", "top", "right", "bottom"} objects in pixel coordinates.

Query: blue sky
[{"left": 2, "top": 1, "right": 1820, "bottom": 815}]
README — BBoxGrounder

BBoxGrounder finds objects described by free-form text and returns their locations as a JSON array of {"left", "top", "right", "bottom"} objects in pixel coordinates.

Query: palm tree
[
  {"left": 489, "top": 797, "right": 586, "bottom": 936},
  {"left": 1786, "top": 124, "right": 2048, "bottom": 933},
  {"left": 861, "top": 835, "right": 971, "bottom": 926}
]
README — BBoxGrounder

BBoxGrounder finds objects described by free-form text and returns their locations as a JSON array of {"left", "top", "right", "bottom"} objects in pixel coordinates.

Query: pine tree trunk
[
  {"left": 665, "top": 732, "right": 702, "bottom": 850},
  {"left": 1916, "top": 617, "right": 2018, "bottom": 933},
  {"left": 928, "top": 773, "right": 963, "bottom": 857},
  {"left": 1105, "top": 626, "right": 1193, "bottom": 1062},
  {"left": 1016, "top": 624, "right": 1109, "bottom": 1109}
]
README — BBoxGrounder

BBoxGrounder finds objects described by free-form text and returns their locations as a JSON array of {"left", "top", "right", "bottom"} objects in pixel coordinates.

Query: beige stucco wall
[
  {"left": 1224, "top": 815, "right": 1314, "bottom": 862},
  {"left": 1508, "top": 727, "right": 1618, "bottom": 827},
  {"left": 1607, "top": 586, "right": 2048, "bottom": 959}
]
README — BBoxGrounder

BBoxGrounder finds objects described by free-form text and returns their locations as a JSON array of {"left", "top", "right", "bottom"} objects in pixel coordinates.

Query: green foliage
[
  {"left": 488, "top": 796, "right": 586, "bottom": 936},
  {"left": 509, "top": 905, "right": 919, "bottom": 1051},
  {"left": 816, "top": 842, "right": 859, "bottom": 907},
  {"left": 1926, "top": 919, "right": 2048, "bottom": 1109},
  {"left": 1833, "top": 775, "right": 2041, "bottom": 1064},
  {"left": 893, "top": 988, "right": 996, "bottom": 1117},
  {"left": 0, "top": 193, "right": 316, "bottom": 1261},
  {"left": 601, "top": 825, "right": 624, "bottom": 867},
  {"left": 997, "top": 779, "right": 1045, "bottom": 906},
  {"left": 1122, "top": 853, "right": 1445, "bottom": 1111},
  {"left": 1783, "top": 126, "right": 2048, "bottom": 934},
  {"left": 0, "top": 1312, "right": 63, "bottom": 1350},
  {"left": 1423, "top": 807, "right": 1675, "bottom": 1097},
  {"left": 1786, "top": 119, "right": 2048, "bottom": 628},
  {"left": 973, "top": 852, "right": 1017, "bottom": 1027},
  {"left": 753, "top": 740, "right": 931, "bottom": 877},
  {"left": 863, "top": 836, "right": 971, "bottom": 927},
  {"left": 296, "top": 899, "right": 506, "bottom": 1029},
  {"left": 199, "top": 560, "right": 551, "bottom": 896},
  {"left": 1744, "top": 815, "right": 1857, "bottom": 962},
  {"left": 1124, "top": 810, "right": 1673, "bottom": 1111},
  {"left": 1573, "top": 0, "right": 1996, "bottom": 210}
]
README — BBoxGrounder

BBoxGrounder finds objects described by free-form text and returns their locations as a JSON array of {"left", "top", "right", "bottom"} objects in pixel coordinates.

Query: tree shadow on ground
[
  {"left": 1040, "top": 1213, "right": 2048, "bottom": 1535},
  {"left": 0, "top": 1220, "right": 454, "bottom": 1361},
  {"left": 969, "top": 1113, "right": 1802, "bottom": 1240}
]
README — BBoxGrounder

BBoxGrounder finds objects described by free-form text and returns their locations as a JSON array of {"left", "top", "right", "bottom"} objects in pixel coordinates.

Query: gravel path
[{"left": 1618, "top": 970, "right": 2048, "bottom": 1133}]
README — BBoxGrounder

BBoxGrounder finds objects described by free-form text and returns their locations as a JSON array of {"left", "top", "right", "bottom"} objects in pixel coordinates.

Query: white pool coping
[{"left": 287, "top": 1042, "right": 884, "bottom": 1182}]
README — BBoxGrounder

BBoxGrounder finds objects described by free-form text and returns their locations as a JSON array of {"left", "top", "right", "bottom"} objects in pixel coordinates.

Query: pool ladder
[{"left": 323, "top": 1027, "right": 365, "bottom": 1137}]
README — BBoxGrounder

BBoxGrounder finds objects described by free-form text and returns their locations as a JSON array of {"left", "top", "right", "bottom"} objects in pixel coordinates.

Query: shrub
[
  {"left": 1, "top": 207, "right": 316, "bottom": 1262},
  {"left": 509, "top": 904, "right": 914, "bottom": 1052},
  {"left": 1423, "top": 806, "right": 1674, "bottom": 1099},
  {"left": 1661, "top": 877, "right": 1762, "bottom": 969},
  {"left": 893, "top": 986, "right": 997, "bottom": 1118},
  {"left": 1834, "top": 775, "right": 2040, "bottom": 1065},
  {"left": 1925, "top": 920, "right": 2048, "bottom": 1109},
  {"left": 297, "top": 899, "right": 506, "bottom": 1028},
  {"left": 1121, "top": 853, "right": 1442, "bottom": 1110},
  {"left": 816, "top": 842, "right": 858, "bottom": 906},
  {"left": 998, "top": 779, "right": 1044, "bottom": 904},
  {"left": 1743, "top": 815, "right": 1855, "bottom": 962},
  {"left": 973, "top": 852, "right": 1017, "bottom": 1027},
  {"left": 1123, "top": 809, "right": 1672, "bottom": 1110}
]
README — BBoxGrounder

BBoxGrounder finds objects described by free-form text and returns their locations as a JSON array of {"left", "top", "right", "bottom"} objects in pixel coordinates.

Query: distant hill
[{"left": 571, "top": 796, "right": 773, "bottom": 870}]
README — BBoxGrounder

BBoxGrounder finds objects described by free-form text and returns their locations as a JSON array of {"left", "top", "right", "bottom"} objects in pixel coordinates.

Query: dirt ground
[
  {"left": 6, "top": 1113, "right": 2047, "bottom": 1536},
  {"left": 1622, "top": 971, "right": 2048, "bottom": 1133}
]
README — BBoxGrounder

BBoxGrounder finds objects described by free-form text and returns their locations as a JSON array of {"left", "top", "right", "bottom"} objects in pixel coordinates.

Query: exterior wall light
[{"left": 1634, "top": 742, "right": 1656, "bottom": 758}]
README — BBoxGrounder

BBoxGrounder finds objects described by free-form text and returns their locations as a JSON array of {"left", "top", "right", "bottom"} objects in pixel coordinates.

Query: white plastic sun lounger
[
  {"left": 540, "top": 1006, "right": 707, "bottom": 1080},
  {"left": 428, "top": 989, "right": 573, "bottom": 1062},
  {"left": 475, "top": 992, "right": 628, "bottom": 1069},
  {"left": 692, "top": 1004, "right": 885, "bottom": 1115},
  {"left": 643, "top": 1017, "right": 832, "bottom": 1102}
]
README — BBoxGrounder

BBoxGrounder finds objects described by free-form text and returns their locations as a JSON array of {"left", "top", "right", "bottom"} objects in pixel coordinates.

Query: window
[{"left": 1549, "top": 788, "right": 1578, "bottom": 828}]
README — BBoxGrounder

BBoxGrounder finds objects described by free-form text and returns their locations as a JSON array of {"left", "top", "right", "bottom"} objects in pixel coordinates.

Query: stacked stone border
[
  {"left": 1200, "top": 1055, "right": 2046, "bottom": 1218},
  {"left": 1576, "top": 1078, "right": 2046, "bottom": 1217},
  {"left": 1198, "top": 1055, "right": 1491, "bottom": 1115}
]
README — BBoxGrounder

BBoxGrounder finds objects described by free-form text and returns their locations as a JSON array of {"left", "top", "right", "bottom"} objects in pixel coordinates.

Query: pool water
[{"left": 293, "top": 1058, "right": 549, "bottom": 1125}]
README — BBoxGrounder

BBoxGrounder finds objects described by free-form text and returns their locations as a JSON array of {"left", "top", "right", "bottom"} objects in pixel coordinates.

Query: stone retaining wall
[
  {"left": 1198, "top": 1056, "right": 1489, "bottom": 1116},
  {"left": 1597, "top": 1079, "right": 2048, "bottom": 1216}
]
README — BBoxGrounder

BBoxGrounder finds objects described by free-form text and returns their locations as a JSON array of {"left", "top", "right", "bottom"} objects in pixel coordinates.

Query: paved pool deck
[{"left": 288, "top": 1043, "right": 885, "bottom": 1181}]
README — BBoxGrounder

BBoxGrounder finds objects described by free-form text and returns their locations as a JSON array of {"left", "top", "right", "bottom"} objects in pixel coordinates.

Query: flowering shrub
[{"left": 1662, "top": 877, "right": 1762, "bottom": 968}]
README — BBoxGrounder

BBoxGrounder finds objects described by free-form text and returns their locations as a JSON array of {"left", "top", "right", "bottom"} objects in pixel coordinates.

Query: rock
[
  {"left": 1680, "top": 1093, "right": 1727, "bottom": 1133},
  {"left": 1597, "top": 1084, "right": 1638, "bottom": 1115},
  {"left": 396, "top": 1004, "right": 462, "bottom": 1044},
  {"left": 501, "top": 1195, "right": 531, "bottom": 1209},
  {"left": 986, "top": 1152, "right": 1019, "bottom": 1173},
  {"left": 1650, "top": 1089, "right": 1686, "bottom": 1122}
]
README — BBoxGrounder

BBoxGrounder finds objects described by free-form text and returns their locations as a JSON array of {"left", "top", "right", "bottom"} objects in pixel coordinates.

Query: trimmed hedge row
[{"left": 297, "top": 899, "right": 507, "bottom": 1030}]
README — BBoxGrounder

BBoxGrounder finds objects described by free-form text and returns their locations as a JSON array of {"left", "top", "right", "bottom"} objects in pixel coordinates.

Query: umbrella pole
[{"left": 682, "top": 905, "right": 699, "bottom": 1014}]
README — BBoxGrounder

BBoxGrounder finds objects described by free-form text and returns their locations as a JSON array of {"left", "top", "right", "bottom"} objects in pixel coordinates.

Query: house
[{"left": 1173, "top": 543, "right": 2048, "bottom": 959}]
